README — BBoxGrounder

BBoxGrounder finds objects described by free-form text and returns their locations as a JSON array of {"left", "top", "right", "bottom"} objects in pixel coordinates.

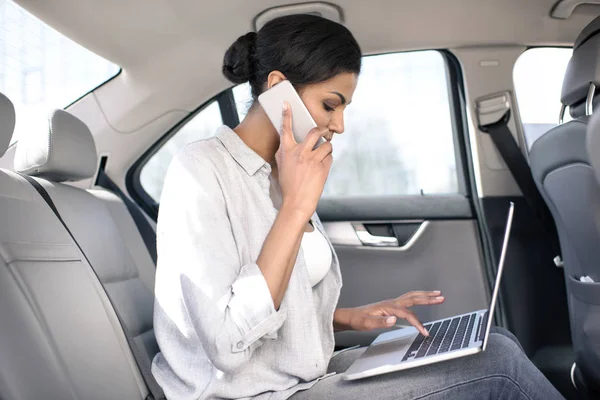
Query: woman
[{"left": 152, "top": 14, "right": 564, "bottom": 400}]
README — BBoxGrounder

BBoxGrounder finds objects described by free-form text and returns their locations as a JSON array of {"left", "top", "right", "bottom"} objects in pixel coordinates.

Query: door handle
[{"left": 351, "top": 223, "right": 399, "bottom": 247}]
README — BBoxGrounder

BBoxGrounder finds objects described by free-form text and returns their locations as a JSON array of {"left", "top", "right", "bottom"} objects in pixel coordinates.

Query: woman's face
[
  {"left": 266, "top": 72, "right": 358, "bottom": 142},
  {"left": 299, "top": 72, "right": 358, "bottom": 142}
]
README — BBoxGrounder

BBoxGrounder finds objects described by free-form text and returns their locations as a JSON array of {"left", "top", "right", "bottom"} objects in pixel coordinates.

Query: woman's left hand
[{"left": 334, "top": 291, "right": 445, "bottom": 336}]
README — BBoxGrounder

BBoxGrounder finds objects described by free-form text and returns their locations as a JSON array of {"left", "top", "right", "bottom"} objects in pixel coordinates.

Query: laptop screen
[{"left": 481, "top": 201, "right": 515, "bottom": 350}]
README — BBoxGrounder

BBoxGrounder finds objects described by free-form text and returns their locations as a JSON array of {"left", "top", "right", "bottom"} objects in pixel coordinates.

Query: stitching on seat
[
  {"left": 134, "top": 327, "right": 156, "bottom": 342},
  {"left": 540, "top": 161, "right": 591, "bottom": 184},
  {"left": 102, "top": 273, "right": 141, "bottom": 286},
  {"left": 4, "top": 259, "right": 81, "bottom": 398}
]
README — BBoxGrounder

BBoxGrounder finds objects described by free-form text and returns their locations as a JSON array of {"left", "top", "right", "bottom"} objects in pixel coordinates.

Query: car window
[
  {"left": 323, "top": 50, "right": 458, "bottom": 197},
  {"left": 136, "top": 50, "right": 461, "bottom": 206},
  {"left": 233, "top": 83, "right": 253, "bottom": 121},
  {"left": 139, "top": 101, "right": 223, "bottom": 202},
  {"left": 0, "top": 0, "right": 120, "bottom": 145},
  {"left": 513, "top": 47, "right": 573, "bottom": 149}
]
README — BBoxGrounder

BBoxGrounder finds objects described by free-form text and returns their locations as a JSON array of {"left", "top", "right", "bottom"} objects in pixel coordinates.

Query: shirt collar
[{"left": 216, "top": 126, "right": 270, "bottom": 176}]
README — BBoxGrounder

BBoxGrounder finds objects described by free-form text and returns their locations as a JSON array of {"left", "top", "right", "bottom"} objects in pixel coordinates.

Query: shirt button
[{"left": 237, "top": 341, "right": 244, "bottom": 349}]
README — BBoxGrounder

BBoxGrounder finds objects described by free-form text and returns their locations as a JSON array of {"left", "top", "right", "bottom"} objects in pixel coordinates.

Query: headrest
[
  {"left": 570, "top": 94, "right": 600, "bottom": 119},
  {"left": 561, "top": 16, "right": 600, "bottom": 110},
  {"left": 14, "top": 109, "right": 97, "bottom": 182},
  {"left": 0, "top": 92, "right": 16, "bottom": 158},
  {"left": 587, "top": 111, "right": 600, "bottom": 185}
]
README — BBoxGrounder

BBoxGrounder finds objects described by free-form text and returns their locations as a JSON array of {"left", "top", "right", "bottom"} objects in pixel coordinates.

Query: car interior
[{"left": 1, "top": 0, "right": 600, "bottom": 399}]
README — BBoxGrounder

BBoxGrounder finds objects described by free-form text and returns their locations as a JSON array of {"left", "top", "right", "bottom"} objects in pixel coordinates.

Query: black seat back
[{"left": 529, "top": 15, "right": 600, "bottom": 389}]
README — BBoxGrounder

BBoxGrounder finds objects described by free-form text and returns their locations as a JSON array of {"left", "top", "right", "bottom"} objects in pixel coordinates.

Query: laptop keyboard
[{"left": 402, "top": 311, "right": 487, "bottom": 361}]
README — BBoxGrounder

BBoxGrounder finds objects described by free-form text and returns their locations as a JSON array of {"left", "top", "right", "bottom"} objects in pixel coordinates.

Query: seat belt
[
  {"left": 18, "top": 173, "right": 166, "bottom": 400},
  {"left": 476, "top": 97, "right": 561, "bottom": 261},
  {"left": 95, "top": 164, "right": 157, "bottom": 265}
]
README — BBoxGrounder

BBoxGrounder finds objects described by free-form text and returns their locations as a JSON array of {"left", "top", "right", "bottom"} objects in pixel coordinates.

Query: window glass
[
  {"left": 514, "top": 47, "right": 573, "bottom": 149},
  {"left": 0, "top": 0, "right": 120, "bottom": 145},
  {"left": 233, "top": 82, "right": 252, "bottom": 122},
  {"left": 138, "top": 50, "right": 461, "bottom": 204},
  {"left": 323, "top": 51, "right": 459, "bottom": 197},
  {"left": 139, "top": 101, "right": 223, "bottom": 202}
]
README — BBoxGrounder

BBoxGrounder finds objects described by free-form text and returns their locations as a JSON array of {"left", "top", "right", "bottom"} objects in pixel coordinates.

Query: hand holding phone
[
  {"left": 258, "top": 80, "right": 326, "bottom": 149},
  {"left": 275, "top": 100, "right": 333, "bottom": 220}
]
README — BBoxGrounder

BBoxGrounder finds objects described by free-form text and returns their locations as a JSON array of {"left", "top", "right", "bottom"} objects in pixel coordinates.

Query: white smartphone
[{"left": 258, "top": 80, "right": 326, "bottom": 148}]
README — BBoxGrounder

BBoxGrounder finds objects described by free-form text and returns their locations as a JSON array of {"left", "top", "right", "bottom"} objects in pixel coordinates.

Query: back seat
[{"left": 0, "top": 93, "right": 160, "bottom": 399}]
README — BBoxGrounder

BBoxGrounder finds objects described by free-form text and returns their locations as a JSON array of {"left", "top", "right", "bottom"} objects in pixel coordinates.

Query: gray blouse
[{"left": 151, "top": 126, "right": 343, "bottom": 399}]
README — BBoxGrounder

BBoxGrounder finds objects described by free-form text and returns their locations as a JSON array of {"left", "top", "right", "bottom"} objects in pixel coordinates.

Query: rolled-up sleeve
[
  {"left": 155, "top": 147, "right": 286, "bottom": 373},
  {"left": 228, "top": 262, "right": 286, "bottom": 350}
]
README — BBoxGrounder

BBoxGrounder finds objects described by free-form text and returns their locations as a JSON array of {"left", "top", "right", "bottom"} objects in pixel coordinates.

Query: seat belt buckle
[
  {"left": 554, "top": 255, "right": 564, "bottom": 268},
  {"left": 476, "top": 92, "right": 511, "bottom": 131}
]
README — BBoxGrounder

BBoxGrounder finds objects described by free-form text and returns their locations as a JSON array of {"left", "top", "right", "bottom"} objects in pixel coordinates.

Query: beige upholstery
[{"left": 1, "top": 94, "right": 155, "bottom": 399}]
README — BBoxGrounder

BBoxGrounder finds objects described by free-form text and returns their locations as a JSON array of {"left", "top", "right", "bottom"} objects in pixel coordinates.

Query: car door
[{"left": 312, "top": 50, "right": 491, "bottom": 347}]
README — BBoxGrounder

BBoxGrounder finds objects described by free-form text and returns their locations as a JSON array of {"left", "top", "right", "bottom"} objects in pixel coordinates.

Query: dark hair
[{"left": 222, "top": 14, "right": 362, "bottom": 99}]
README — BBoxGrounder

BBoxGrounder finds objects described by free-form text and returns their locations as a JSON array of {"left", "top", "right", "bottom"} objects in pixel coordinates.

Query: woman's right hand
[{"left": 276, "top": 102, "right": 333, "bottom": 221}]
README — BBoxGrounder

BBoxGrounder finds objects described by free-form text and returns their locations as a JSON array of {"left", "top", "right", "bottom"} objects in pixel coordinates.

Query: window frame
[
  {"left": 6, "top": 68, "right": 122, "bottom": 152},
  {"left": 127, "top": 50, "right": 471, "bottom": 221},
  {"left": 444, "top": 50, "right": 471, "bottom": 197},
  {"left": 65, "top": 68, "right": 123, "bottom": 109},
  {"left": 127, "top": 89, "right": 239, "bottom": 219}
]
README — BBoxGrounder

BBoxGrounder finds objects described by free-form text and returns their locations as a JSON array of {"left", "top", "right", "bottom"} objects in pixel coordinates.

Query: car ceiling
[
  {"left": 8, "top": 0, "right": 599, "bottom": 144},
  {"left": 15, "top": 0, "right": 597, "bottom": 70}
]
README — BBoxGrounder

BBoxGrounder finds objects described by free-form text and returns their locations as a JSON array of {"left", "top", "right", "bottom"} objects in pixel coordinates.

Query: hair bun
[{"left": 222, "top": 32, "right": 257, "bottom": 84}]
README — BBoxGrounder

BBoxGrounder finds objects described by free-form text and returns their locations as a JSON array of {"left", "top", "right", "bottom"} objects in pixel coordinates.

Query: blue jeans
[{"left": 290, "top": 327, "right": 564, "bottom": 399}]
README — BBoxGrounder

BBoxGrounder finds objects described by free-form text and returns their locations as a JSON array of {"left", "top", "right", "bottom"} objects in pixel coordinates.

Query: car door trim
[{"left": 324, "top": 221, "right": 429, "bottom": 251}]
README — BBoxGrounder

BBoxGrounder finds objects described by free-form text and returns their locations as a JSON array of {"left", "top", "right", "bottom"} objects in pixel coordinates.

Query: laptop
[{"left": 342, "top": 202, "right": 515, "bottom": 381}]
